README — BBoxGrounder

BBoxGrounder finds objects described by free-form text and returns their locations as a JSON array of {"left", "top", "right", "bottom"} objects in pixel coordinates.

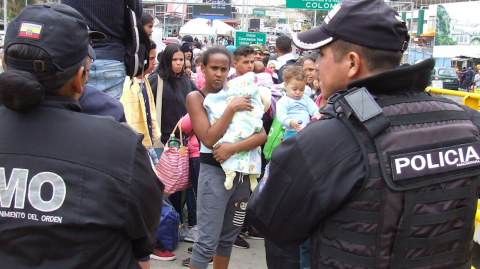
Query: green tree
[
  {"left": 435, "top": 5, "right": 457, "bottom": 46},
  {"left": 1, "top": 0, "right": 48, "bottom": 23},
  {"left": 315, "top": 10, "right": 329, "bottom": 26}
]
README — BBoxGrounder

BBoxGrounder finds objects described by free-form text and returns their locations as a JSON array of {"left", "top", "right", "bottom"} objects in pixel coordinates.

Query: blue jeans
[
  {"left": 283, "top": 130, "right": 298, "bottom": 140},
  {"left": 300, "top": 238, "right": 311, "bottom": 269},
  {"left": 87, "top": 59, "right": 126, "bottom": 100},
  {"left": 169, "top": 157, "right": 199, "bottom": 227}
]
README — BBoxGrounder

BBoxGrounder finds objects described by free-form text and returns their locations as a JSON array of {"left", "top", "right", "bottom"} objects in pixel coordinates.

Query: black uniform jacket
[
  {"left": 247, "top": 61, "right": 480, "bottom": 256},
  {"left": 0, "top": 96, "right": 164, "bottom": 269}
]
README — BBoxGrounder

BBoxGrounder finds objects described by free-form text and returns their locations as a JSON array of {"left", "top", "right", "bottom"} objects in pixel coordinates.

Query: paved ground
[{"left": 151, "top": 239, "right": 267, "bottom": 269}]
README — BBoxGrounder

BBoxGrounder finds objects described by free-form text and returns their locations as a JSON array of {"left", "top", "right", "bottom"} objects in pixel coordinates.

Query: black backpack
[
  {"left": 273, "top": 59, "right": 296, "bottom": 84},
  {"left": 124, "top": 1, "right": 150, "bottom": 78}
]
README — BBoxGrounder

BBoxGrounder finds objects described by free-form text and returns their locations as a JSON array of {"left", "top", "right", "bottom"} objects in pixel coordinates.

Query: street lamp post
[
  {"left": 3, "top": 0, "right": 7, "bottom": 31},
  {"left": 241, "top": 0, "right": 245, "bottom": 31}
]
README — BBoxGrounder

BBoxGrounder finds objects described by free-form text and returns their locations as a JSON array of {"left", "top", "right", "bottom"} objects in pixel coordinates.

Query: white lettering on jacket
[
  {"left": 395, "top": 146, "right": 480, "bottom": 174},
  {"left": 0, "top": 168, "right": 66, "bottom": 212}
]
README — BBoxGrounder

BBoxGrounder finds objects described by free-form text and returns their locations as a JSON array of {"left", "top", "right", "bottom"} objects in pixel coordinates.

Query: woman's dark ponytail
[
  {"left": 0, "top": 43, "right": 86, "bottom": 112},
  {"left": 0, "top": 70, "right": 45, "bottom": 111}
]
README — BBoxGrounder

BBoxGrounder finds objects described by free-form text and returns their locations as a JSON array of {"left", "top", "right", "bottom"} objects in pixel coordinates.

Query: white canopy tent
[
  {"left": 179, "top": 18, "right": 216, "bottom": 36},
  {"left": 213, "top": 20, "right": 236, "bottom": 36}
]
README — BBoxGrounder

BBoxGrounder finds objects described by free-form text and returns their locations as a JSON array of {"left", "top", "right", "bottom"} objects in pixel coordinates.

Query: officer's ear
[
  {"left": 71, "top": 65, "right": 85, "bottom": 99},
  {"left": 346, "top": 51, "right": 364, "bottom": 80}
]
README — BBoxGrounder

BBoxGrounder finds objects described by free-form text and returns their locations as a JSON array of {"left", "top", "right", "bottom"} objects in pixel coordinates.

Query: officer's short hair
[{"left": 329, "top": 39, "right": 403, "bottom": 74}]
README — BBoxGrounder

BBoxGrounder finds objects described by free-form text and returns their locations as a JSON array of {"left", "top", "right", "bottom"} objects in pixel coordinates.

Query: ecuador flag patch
[{"left": 19, "top": 22, "right": 42, "bottom": 39}]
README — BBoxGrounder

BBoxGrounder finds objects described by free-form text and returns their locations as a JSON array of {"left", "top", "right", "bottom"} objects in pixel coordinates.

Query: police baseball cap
[
  {"left": 292, "top": 0, "right": 410, "bottom": 52},
  {"left": 4, "top": 3, "right": 94, "bottom": 72}
]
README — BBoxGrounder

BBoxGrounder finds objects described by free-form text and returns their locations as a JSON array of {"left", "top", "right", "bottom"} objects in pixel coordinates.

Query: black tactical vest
[{"left": 314, "top": 88, "right": 480, "bottom": 269}]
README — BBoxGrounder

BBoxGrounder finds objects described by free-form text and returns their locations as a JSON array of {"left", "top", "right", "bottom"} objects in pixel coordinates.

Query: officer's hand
[
  {"left": 213, "top": 143, "right": 235, "bottom": 163},
  {"left": 290, "top": 120, "right": 301, "bottom": 132},
  {"left": 314, "top": 113, "right": 323, "bottom": 120},
  {"left": 227, "top": 96, "right": 253, "bottom": 113}
]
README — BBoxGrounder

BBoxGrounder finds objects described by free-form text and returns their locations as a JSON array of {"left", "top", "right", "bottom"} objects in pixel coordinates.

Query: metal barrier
[{"left": 425, "top": 87, "right": 480, "bottom": 111}]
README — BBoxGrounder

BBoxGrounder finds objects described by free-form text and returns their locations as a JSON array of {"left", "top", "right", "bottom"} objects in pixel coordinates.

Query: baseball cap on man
[
  {"left": 250, "top": 44, "right": 264, "bottom": 53},
  {"left": 292, "top": 0, "right": 409, "bottom": 52},
  {"left": 180, "top": 42, "right": 193, "bottom": 54},
  {"left": 4, "top": 3, "right": 93, "bottom": 72}
]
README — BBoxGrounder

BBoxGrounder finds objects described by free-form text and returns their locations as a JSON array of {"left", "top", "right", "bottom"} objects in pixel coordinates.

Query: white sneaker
[
  {"left": 179, "top": 224, "right": 188, "bottom": 240},
  {"left": 184, "top": 225, "right": 198, "bottom": 243}
]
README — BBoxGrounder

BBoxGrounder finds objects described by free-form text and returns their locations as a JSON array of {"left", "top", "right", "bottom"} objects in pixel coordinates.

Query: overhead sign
[
  {"left": 250, "top": 10, "right": 285, "bottom": 17},
  {"left": 235, "top": 32, "right": 266, "bottom": 46},
  {"left": 252, "top": 9, "right": 266, "bottom": 16},
  {"left": 266, "top": 10, "right": 285, "bottom": 17},
  {"left": 286, "top": 0, "right": 342, "bottom": 10},
  {"left": 193, "top": 0, "right": 232, "bottom": 19}
]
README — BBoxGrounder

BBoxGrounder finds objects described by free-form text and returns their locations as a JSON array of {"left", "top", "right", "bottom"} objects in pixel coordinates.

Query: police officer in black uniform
[
  {"left": 247, "top": 0, "right": 480, "bottom": 268},
  {"left": 0, "top": 4, "right": 163, "bottom": 268}
]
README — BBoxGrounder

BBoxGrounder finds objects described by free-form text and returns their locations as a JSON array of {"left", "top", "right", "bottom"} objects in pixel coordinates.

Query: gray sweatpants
[{"left": 190, "top": 163, "right": 251, "bottom": 269}]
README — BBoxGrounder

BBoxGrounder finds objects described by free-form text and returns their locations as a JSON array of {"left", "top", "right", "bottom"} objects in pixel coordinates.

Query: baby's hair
[
  {"left": 253, "top": 61, "right": 265, "bottom": 74},
  {"left": 283, "top": 66, "right": 307, "bottom": 84},
  {"left": 194, "top": 52, "right": 203, "bottom": 65}
]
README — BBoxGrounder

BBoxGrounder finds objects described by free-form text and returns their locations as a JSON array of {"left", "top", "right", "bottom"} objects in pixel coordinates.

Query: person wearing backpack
[
  {"left": 272, "top": 35, "right": 296, "bottom": 84},
  {"left": 62, "top": 0, "right": 142, "bottom": 100}
]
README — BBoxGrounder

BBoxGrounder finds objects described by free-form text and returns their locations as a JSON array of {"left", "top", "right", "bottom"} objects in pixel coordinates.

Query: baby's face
[
  {"left": 285, "top": 79, "right": 306, "bottom": 100},
  {"left": 268, "top": 64, "right": 275, "bottom": 72}
]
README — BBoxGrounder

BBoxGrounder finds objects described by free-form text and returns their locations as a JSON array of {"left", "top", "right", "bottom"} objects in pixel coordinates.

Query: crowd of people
[
  {"left": 458, "top": 66, "right": 480, "bottom": 91},
  {"left": 0, "top": 1, "right": 479, "bottom": 269}
]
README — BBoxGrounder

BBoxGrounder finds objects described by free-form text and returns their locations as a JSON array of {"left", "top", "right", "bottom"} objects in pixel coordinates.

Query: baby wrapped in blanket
[{"left": 203, "top": 72, "right": 265, "bottom": 191}]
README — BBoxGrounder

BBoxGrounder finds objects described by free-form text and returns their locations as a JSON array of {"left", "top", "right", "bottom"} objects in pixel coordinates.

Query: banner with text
[
  {"left": 235, "top": 32, "right": 266, "bottom": 46},
  {"left": 286, "top": 0, "right": 342, "bottom": 10}
]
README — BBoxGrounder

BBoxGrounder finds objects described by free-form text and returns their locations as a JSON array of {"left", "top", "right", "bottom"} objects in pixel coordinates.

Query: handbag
[{"left": 155, "top": 120, "right": 190, "bottom": 195}]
